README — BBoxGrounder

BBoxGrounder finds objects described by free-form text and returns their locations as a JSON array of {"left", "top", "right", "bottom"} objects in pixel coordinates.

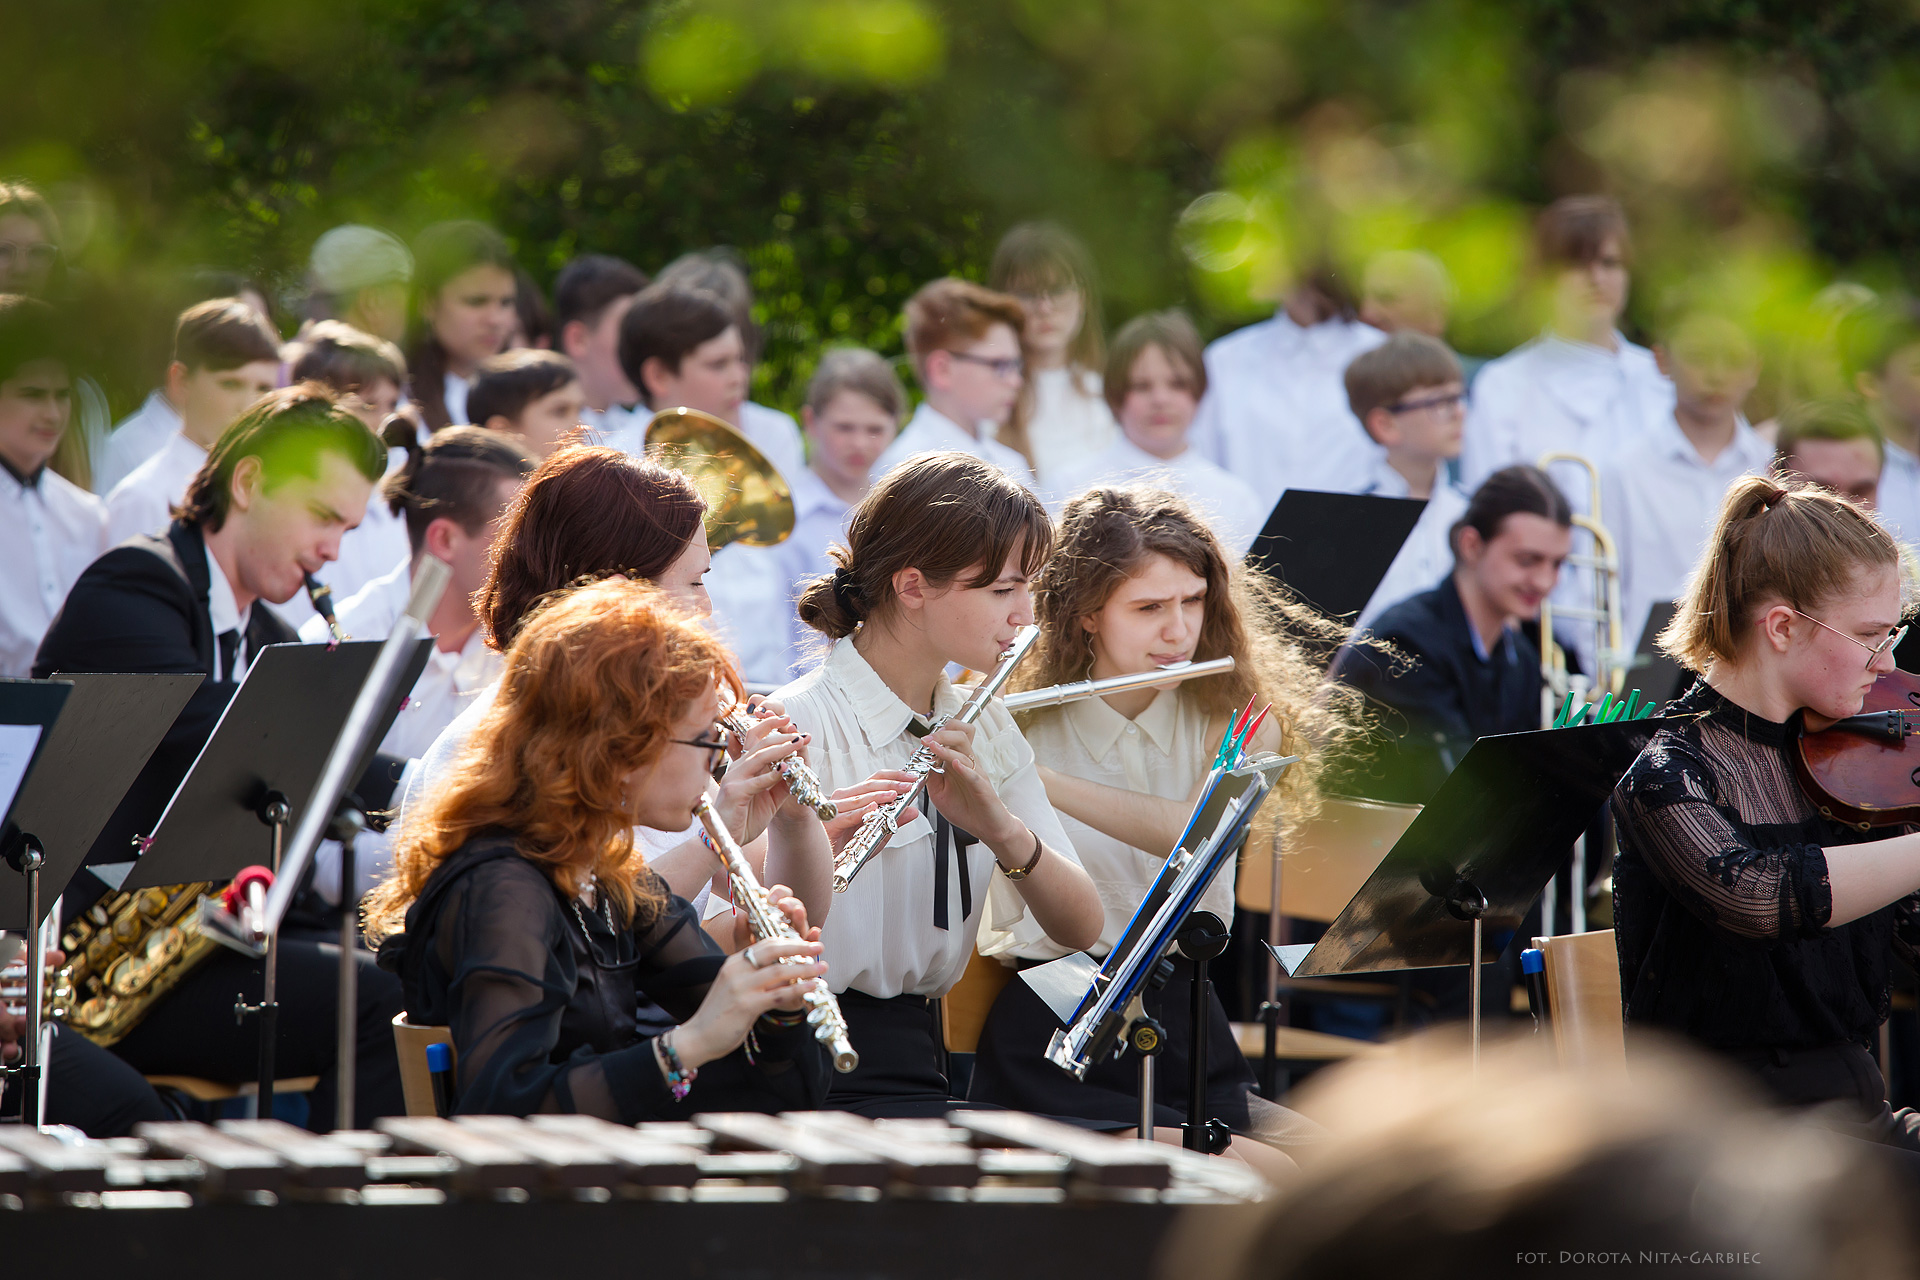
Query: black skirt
[
  {"left": 824, "top": 990, "right": 966, "bottom": 1119},
  {"left": 967, "top": 958, "right": 1254, "bottom": 1132}
]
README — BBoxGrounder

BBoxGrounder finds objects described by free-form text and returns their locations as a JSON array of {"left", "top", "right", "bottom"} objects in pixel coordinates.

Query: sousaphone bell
[{"left": 644, "top": 406, "right": 795, "bottom": 551}]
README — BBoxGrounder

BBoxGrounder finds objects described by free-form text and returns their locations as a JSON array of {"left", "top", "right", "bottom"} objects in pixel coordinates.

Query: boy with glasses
[
  {"left": 1348, "top": 333, "right": 1472, "bottom": 627},
  {"left": 874, "top": 277, "right": 1035, "bottom": 487}
]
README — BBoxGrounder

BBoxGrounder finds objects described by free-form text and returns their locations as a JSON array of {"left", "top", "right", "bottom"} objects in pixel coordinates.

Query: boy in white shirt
[
  {"left": 105, "top": 298, "right": 279, "bottom": 543},
  {"left": 1602, "top": 314, "right": 1773, "bottom": 651},
  {"left": 554, "top": 253, "right": 648, "bottom": 443},
  {"left": 1187, "top": 269, "right": 1387, "bottom": 508},
  {"left": 1347, "top": 333, "right": 1471, "bottom": 628},
  {"left": 778, "top": 348, "right": 903, "bottom": 678},
  {"left": 875, "top": 277, "right": 1035, "bottom": 486},
  {"left": 1050, "top": 308, "right": 1263, "bottom": 553},
  {"left": 1840, "top": 302, "right": 1920, "bottom": 540},
  {"left": 0, "top": 295, "right": 106, "bottom": 675},
  {"left": 468, "top": 349, "right": 585, "bottom": 457}
]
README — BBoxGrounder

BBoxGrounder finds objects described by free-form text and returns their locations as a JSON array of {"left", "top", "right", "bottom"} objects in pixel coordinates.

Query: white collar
[
  {"left": 1110, "top": 435, "right": 1191, "bottom": 470},
  {"left": 203, "top": 540, "right": 251, "bottom": 640},
  {"left": 910, "top": 400, "right": 984, "bottom": 444},
  {"left": 1650, "top": 412, "right": 1765, "bottom": 468},
  {"left": 823, "top": 635, "right": 962, "bottom": 747},
  {"left": 791, "top": 466, "right": 854, "bottom": 520},
  {"left": 1064, "top": 685, "right": 1182, "bottom": 759}
]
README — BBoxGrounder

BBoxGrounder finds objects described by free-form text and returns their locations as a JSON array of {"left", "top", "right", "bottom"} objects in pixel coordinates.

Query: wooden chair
[
  {"left": 391, "top": 1013, "right": 454, "bottom": 1117},
  {"left": 144, "top": 1074, "right": 322, "bottom": 1119},
  {"left": 940, "top": 949, "right": 1016, "bottom": 1055},
  {"left": 1230, "top": 1022, "right": 1384, "bottom": 1066},
  {"left": 1531, "top": 929, "right": 1625, "bottom": 1070}
]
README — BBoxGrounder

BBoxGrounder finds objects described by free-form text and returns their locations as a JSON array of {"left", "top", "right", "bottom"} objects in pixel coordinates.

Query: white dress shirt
[
  {"left": 1022, "top": 366, "right": 1118, "bottom": 491},
  {"left": 443, "top": 371, "right": 471, "bottom": 427},
  {"left": 0, "top": 465, "right": 107, "bottom": 676},
  {"left": 703, "top": 542, "right": 794, "bottom": 687},
  {"left": 1049, "top": 437, "right": 1265, "bottom": 556},
  {"left": 1876, "top": 441, "right": 1920, "bottom": 547},
  {"left": 580, "top": 402, "right": 646, "bottom": 453},
  {"left": 773, "top": 467, "right": 855, "bottom": 678},
  {"left": 204, "top": 541, "right": 253, "bottom": 681},
  {"left": 875, "top": 402, "right": 1037, "bottom": 489},
  {"left": 1015, "top": 688, "right": 1230, "bottom": 961},
  {"left": 1187, "top": 312, "right": 1388, "bottom": 510},
  {"left": 95, "top": 390, "right": 182, "bottom": 496},
  {"left": 738, "top": 401, "right": 805, "bottom": 482},
  {"left": 1355, "top": 456, "right": 1471, "bottom": 629},
  {"left": 772, "top": 637, "right": 1081, "bottom": 999},
  {"left": 106, "top": 430, "right": 207, "bottom": 544},
  {"left": 1601, "top": 413, "right": 1773, "bottom": 652},
  {"left": 1460, "top": 332, "right": 1673, "bottom": 670}
]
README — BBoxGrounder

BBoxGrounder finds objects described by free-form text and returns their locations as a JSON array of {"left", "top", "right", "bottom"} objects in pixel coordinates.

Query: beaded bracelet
[
  {"left": 697, "top": 824, "right": 723, "bottom": 861},
  {"left": 654, "top": 1030, "right": 698, "bottom": 1101}
]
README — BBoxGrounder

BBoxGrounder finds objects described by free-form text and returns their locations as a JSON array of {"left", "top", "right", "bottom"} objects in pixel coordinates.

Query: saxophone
[
  {"left": 718, "top": 695, "right": 837, "bottom": 822},
  {"left": 43, "top": 883, "right": 224, "bottom": 1045},
  {"left": 829, "top": 626, "right": 1040, "bottom": 893},
  {"left": 692, "top": 795, "right": 858, "bottom": 1073}
]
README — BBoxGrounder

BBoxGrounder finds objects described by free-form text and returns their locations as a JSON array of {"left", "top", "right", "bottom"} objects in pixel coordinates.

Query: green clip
[
  {"left": 1636, "top": 701, "right": 1659, "bottom": 720},
  {"left": 1622, "top": 690, "right": 1641, "bottom": 721},
  {"left": 1553, "top": 691, "right": 1576, "bottom": 729},
  {"left": 1593, "top": 693, "right": 1614, "bottom": 724}
]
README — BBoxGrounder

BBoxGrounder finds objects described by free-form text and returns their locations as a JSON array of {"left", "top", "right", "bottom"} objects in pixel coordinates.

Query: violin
[{"left": 1791, "top": 668, "right": 1920, "bottom": 830}]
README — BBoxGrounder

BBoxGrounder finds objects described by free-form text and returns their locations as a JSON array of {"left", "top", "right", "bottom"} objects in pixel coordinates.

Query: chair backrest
[
  {"left": 1533, "top": 929, "right": 1625, "bottom": 1070},
  {"left": 940, "top": 949, "right": 1015, "bottom": 1055},
  {"left": 392, "top": 1013, "right": 455, "bottom": 1117},
  {"left": 1237, "top": 795, "right": 1419, "bottom": 922}
]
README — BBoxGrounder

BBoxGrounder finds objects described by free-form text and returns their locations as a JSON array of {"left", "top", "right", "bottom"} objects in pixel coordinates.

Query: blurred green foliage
[{"left": 5, "top": 0, "right": 1920, "bottom": 418}]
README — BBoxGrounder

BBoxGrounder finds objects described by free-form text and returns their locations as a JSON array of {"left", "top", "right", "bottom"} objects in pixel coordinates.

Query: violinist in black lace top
[
  {"left": 364, "top": 578, "right": 832, "bottom": 1119},
  {"left": 1612, "top": 474, "right": 1920, "bottom": 1150}
]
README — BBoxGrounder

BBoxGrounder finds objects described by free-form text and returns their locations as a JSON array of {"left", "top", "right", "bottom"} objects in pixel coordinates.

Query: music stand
[
  {"left": 1632, "top": 602, "right": 1688, "bottom": 704},
  {"left": 1, "top": 674, "right": 199, "bottom": 1125},
  {"left": 119, "top": 639, "right": 429, "bottom": 1111},
  {"left": 1244, "top": 490, "right": 1426, "bottom": 621},
  {"left": 1269, "top": 719, "right": 1659, "bottom": 1065}
]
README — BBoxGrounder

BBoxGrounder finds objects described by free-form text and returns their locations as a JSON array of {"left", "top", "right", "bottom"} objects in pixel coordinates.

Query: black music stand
[
  {"left": 1632, "top": 602, "right": 1688, "bottom": 705},
  {"left": 1244, "top": 489, "right": 1426, "bottom": 621},
  {"left": 1269, "top": 719, "right": 1659, "bottom": 1063},
  {"left": 1, "top": 674, "right": 200, "bottom": 1125},
  {"left": 117, "top": 639, "right": 428, "bottom": 1111}
]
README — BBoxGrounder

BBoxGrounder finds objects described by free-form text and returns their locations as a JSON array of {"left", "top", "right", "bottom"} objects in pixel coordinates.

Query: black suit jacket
[{"left": 33, "top": 520, "right": 298, "bottom": 877}]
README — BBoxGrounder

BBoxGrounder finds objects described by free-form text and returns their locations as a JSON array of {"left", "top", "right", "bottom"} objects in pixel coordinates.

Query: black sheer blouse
[
  {"left": 376, "top": 832, "right": 829, "bottom": 1120},
  {"left": 1611, "top": 682, "right": 1920, "bottom": 1052}
]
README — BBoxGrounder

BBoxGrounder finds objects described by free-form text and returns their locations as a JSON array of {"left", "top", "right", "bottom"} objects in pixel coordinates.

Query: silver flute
[
  {"left": 830, "top": 626, "right": 1041, "bottom": 893},
  {"left": 720, "top": 697, "right": 838, "bottom": 822},
  {"left": 998, "top": 656, "right": 1235, "bottom": 713},
  {"left": 693, "top": 795, "right": 858, "bottom": 1072}
]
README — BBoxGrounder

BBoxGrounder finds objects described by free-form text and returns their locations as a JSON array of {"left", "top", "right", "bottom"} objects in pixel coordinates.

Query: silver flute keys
[
  {"left": 829, "top": 626, "right": 1041, "bottom": 893},
  {"left": 692, "top": 795, "right": 858, "bottom": 1072},
  {"left": 720, "top": 697, "right": 838, "bottom": 821}
]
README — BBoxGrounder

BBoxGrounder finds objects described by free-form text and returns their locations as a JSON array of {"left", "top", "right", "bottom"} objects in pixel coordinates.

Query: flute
[
  {"left": 692, "top": 795, "right": 858, "bottom": 1072},
  {"left": 830, "top": 626, "right": 1040, "bottom": 893},
  {"left": 999, "top": 656, "right": 1235, "bottom": 713},
  {"left": 720, "top": 696, "right": 837, "bottom": 821}
]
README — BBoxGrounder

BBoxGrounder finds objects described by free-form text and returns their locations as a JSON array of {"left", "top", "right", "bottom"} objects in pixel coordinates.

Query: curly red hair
[{"left": 365, "top": 577, "right": 742, "bottom": 942}]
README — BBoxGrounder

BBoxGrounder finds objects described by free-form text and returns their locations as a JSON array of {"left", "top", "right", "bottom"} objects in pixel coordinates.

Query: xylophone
[{"left": 0, "top": 1111, "right": 1268, "bottom": 1279}]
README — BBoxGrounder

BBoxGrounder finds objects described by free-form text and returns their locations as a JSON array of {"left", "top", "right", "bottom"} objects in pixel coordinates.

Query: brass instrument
[
  {"left": 644, "top": 407, "right": 794, "bottom": 552},
  {"left": 1536, "top": 451, "right": 1627, "bottom": 725},
  {"left": 720, "top": 694, "right": 837, "bottom": 821},
  {"left": 691, "top": 795, "right": 858, "bottom": 1072},
  {"left": 1000, "top": 656, "right": 1235, "bottom": 714},
  {"left": 831, "top": 626, "right": 1040, "bottom": 893},
  {"left": 306, "top": 572, "right": 349, "bottom": 644},
  {"left": 42, "top": 882, "right": 223, "bottom": 1045}
]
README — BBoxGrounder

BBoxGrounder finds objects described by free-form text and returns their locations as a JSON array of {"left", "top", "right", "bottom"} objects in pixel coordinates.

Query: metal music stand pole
[
  {"left": 13, "top": 838, "right": 43, "bottom": 1125},
  {"left": 1137, "top": 1044, "right": 1155, "bottom": 1142},
  {"left": 1259, "top": 826, "right": 1284, "bottom": 1100},
  {"left": 331, "top": 808, "right": 365, "bottom": 1131},
  {"left": 240, "top": 792, "right": 291, "bottom": 1115},
  {"left": 1176, "top": 911, "right": 1230, "bottom": 1154}
]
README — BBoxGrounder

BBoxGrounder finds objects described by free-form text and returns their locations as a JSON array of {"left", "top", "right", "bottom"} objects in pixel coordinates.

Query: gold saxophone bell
[{"left": 644, "top": 407, "right": 795, "bottom": 552}]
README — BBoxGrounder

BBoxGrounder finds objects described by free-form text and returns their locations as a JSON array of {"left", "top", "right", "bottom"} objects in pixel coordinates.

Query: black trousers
[
  {"left": 109, "top": 939, "right": 405, "bottom": 1130},
  {"left": 825, "top": 991, "right": 966, "bottom": 1119},
  {"left": 0, "top": 1023, "right": 172, "bottom": 1137}
]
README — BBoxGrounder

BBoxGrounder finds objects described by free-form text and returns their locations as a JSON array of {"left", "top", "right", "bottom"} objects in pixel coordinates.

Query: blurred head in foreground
[{"left": 1173, "top": 1032, "right": 1912, "bottom": 1280}]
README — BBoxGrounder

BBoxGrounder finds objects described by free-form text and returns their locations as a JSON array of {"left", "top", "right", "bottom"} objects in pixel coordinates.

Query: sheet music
[{"left": 0, "top": 722, "right": 42, "bottom": 825}]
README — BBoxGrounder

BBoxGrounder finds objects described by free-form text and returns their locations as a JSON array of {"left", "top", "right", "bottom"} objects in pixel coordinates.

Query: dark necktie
[
  {"left": 906, "top": 717, "right": 974, "bottom": 930},
  {"left": 217, "top": 628, "right": 240, "bottom": 683}
]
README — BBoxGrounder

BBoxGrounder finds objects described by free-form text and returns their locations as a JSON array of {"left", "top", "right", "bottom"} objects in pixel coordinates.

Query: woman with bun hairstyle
[
  {"left": 1613, "top": 474, "right": 1920, "bottom": 1149},
  {"left": 367, "top": 578, "right": 832, "bottom": 1118},
  {"left": 776, "top": 450, "right": 1103, "bottom": 1117},
  {"left": 968, "top": 485, "right": 1355, "bottom": 1162}
]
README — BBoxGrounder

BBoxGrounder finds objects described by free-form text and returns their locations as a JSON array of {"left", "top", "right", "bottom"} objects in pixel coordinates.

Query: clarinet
[
  {"left": 306, "top": 572, "right": 348, "bottom": 644},
  {"left": 829, "top": 626, "right": 1040, "bottom": 893},
  {"left": 719, "top": 697, "right": 837, "bottom": 822},
  {"left": 692, "top": 795, "right": 858, "bottom": 1073}
]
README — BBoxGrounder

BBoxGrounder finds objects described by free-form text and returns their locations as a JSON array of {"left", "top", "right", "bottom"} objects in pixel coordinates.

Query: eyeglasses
[
  {"left": 1786, "top": 608, "right": 1909, "bottom": 671},
  {"left": 0, "top": 242, "right": 59, "bottom": 270},
  {"left": 1386, "top": 391, "right": 1466, "bottom": 416},
  {"left": 945, "top": 351, "right": 1024, "bottom": 381},
  {"left": 672, "top": 735, "right": 730, "bottom": 771}
]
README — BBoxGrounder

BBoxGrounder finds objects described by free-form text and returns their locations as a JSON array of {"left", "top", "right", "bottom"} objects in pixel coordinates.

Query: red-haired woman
[{"left": 366, "top": 578, "right": 831, "bottom": 1117}]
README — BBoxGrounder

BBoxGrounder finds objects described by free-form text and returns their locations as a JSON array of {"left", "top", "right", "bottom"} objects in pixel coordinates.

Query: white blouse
[
  {"left": 1015, "top": 688, "right": 1232, "bottom": 961},
  {"left": 772, "top": 635, "right": 1081, "bottom": 999},
  {"left": 0, "top": 465, "right": 106, "bottom": 676},
  {"left": 1022, "top": 366, "right": 1117, "bottom": 491}
]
